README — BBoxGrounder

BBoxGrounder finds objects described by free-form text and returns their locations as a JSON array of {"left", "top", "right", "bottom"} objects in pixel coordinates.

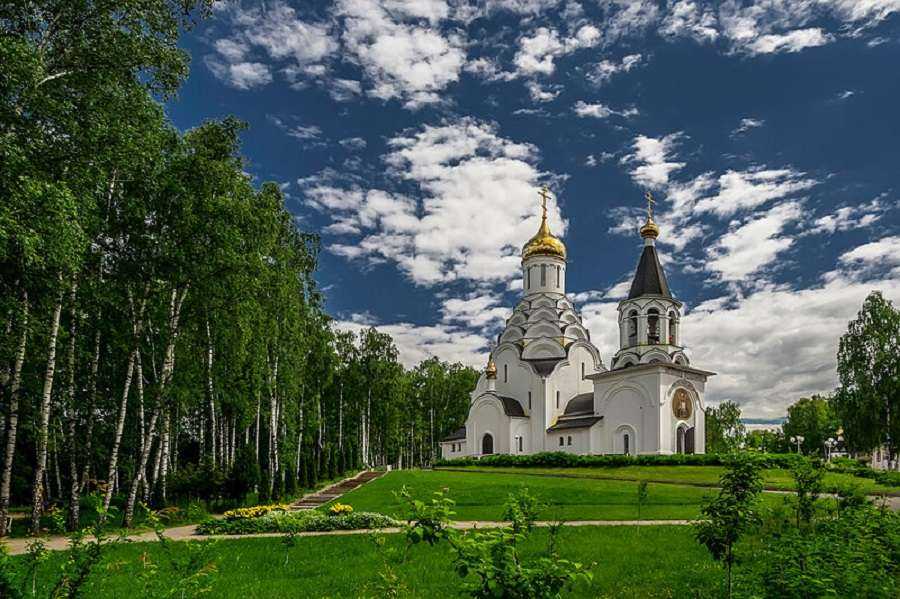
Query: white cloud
[
  {"left": 623, "top": 134, "right": 686, "bottom": 189},
  {"left": 694, "top": 168, "right": 817, "bottom": 217},
  {"left": 732, "top": 117, "right": 764, "bottom": 136},
  {"left": 339, "top": 137, "right": 368, "bottom": 150},
  {"left": 587, "top": 53, "right": 643, "bottom": 85},
  {"left": 337, "top": 0, "right": 466, "bottom": 108},
  {"left": 659, "top": 1, "right": 719, "bottom": 42},
  {"left": 306, "top": 118, "right": 560, "bottom": 286},
  {"left": 838, "top": 235, "right": 900, "bottom": 277},
  {"left": 526, "top": 81, "right": 560, "bottom": 102},
  {"left": 746, "top": 28, "right": 831, "bottom": 54},
  {"left": 205, "top": 60, "right": 273, "bottom": 89},
  {"left": 809, "top": 198, "right": 885, "bottom": 234},
  {"left": 330, "top": 78, "right": 363, "bottom": 101},
  {"left": 573, "top": 100, "right": 638, "bottom": 119},
  {"left": 441, "top": 294, "right": 510, "bottom": 329},
  {"left": 706, "top": 201, "right": 802, "bottom": 281},
  {"left": 512, "top": 24, "right": 601, "bottom": 78}
]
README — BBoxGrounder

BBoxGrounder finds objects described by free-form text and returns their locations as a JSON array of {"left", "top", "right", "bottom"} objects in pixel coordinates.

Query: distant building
[{"left": 441, "top": 190, "right": 714, "bottom": 458}]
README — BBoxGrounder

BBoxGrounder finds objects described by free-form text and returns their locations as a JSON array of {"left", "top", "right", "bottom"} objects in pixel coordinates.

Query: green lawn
[
  {"left": 331, "top": 469, "right": 787, "bottom": 521},
  {"left": 438, "top": 464, "right": 896, "bottom": 495},
  {"left": 22, "top": 525, "right": 724, "bottom": 597}
]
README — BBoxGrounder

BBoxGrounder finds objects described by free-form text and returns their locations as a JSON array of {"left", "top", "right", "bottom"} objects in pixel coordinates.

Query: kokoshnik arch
[{"left": 441, "top": 189, "right": 713, "bottom": 458}]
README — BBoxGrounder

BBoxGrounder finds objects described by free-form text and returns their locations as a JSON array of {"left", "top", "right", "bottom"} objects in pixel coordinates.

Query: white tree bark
[
  {"left": 0, "top": 292, "right": 28, "bottom": 536},
  {"left": 30, "top": 288, "right": 64, "bottom": 534}
]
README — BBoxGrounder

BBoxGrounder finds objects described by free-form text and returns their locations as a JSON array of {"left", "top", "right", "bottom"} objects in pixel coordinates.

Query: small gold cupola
[
  {"left": 639, "top": 190, "right": 660, "bottom": 240},
  {"left": 522, "top": 186, "right": 567, "bottom": 260},
  {"left": 485, "top": 352, "right": 497, "bottom": 379}
]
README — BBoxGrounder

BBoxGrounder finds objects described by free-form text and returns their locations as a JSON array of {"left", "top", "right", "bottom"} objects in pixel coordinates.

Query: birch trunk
[
  {"left": 79, "top": 330, "right": 101, "bottom": 491},
  {"left": 205, "top": 319, "right": 216, "bottom": 468},
  {"left": 64, "top": 283, "right": 80, "bottom": 530},
  {"left": 124, "top": 287, "right": 186, "bottom": 525},
  {"left": 30, "top": 288, "right": 64, "bottom": 534},
  {"left": 159, "top": 412, "right": 170, "bottom": 503},
  {"left": 0, "top": 293, "right": 28, "bottom": 536},
  {"left": 124, "top": 408, "right": 159, "bottom": 527},
  {"left": 267, "top": 352, "right": 279, "bottom": 496}
]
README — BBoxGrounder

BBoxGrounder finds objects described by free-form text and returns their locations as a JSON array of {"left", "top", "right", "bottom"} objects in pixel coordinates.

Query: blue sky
[{"left": 169, "top": 1, "right": 900, "bottom": 417}]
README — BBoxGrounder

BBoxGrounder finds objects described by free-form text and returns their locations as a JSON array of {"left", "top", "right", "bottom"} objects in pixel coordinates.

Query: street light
[
  {"left": 825, "top": 437, "right": 836, "bottom": 462},
  {"left": 790, "top": 435, "right": 804, "bottom": 454}
]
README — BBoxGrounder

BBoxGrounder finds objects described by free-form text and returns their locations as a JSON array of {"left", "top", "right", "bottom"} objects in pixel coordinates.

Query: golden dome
[
  {"left": 485, "top": 353, "right": 497, "bottom": 379},
  {"left": 522, "top": 187, "right": 566, "bottom": 260},
  {"left": 639, "top": 217, "right": 660, "bottom": 239}
]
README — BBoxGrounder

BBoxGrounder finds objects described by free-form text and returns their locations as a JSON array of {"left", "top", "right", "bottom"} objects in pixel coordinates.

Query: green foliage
[
  {"left": 436, "top": 451, "right": 802, "bottom": 469},
  {"left": 225, "top": 446, "right": 260, "bottom": 503},
  {"left": 502, "top": 488, "right": 542, "bottom": 534},
  {"left": 397, "top": 486, "right": 456, "bottom": 546},
  {"left": 790, "top": 459, "right": 824, "bottom": 527},
  {"left": 636, "top": 480, "right": 649, "bottom": 521},
  {"left": 755, "top": 504, "right": 900, "bottom": 598},
  {"left": 694, "top": 455, "right": 762, "bottom": 597},
  {"left": 195, "top": 510, "right": 399, "bottom": 535},
  {"left": 782, "top": 395, "right": 839, "bottom": 456},
  {"left": 833, "top": 291, "right": 900, "bottom": 456},
  {"left": 705, "top": 401, "right": 746, "bottom": 454}
]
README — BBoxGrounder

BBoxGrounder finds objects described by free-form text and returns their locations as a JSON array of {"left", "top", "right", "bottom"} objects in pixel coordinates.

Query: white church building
[{"left": 440, "top": 190, "right": 713, "bottom": 459}]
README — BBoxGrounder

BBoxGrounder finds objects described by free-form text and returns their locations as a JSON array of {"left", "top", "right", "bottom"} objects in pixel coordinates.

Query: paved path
[{"left": 1, "top": 518, "right": 693, "bottom": 555}]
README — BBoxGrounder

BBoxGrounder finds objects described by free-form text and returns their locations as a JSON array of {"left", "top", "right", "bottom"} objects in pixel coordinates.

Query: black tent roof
[{"left": 628, "top": 244, "right": 672, "bottom": 299}]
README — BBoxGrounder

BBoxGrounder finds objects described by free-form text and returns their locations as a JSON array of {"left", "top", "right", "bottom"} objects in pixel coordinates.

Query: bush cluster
[
  {"left": 196, "top": 509, "right": 399, "bottom": 535},
  {"left": 829, "top": 457, "right": 900, "bottom": 487},
  {"left": 435, "top": 451, "right": 804, "bottom": 470}
]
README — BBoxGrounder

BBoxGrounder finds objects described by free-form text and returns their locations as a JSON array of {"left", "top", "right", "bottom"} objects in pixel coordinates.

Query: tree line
[
  {"left": 706, "top": 291, "right": 899, "bottom": 463},
  {"left": 0, "top": 1, "right": 476, "bottom": 535}
]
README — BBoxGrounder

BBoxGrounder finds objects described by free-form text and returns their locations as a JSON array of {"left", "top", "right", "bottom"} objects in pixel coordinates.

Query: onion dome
[
  {"left": 522, "top": 187, "right": 566, "bottom": 260},
  {"left": 485, "top": 353, "right": 497, "bottom": 379},
  {"left": 639, "top": 190, "right": 660, "bottom": 240}
]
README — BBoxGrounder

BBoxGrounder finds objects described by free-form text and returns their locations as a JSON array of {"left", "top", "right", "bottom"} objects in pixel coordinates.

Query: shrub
[
  {"left": 222, "top": 504, "right": 292, "bottom": 521},
  {"left": 435, "top": 451, "right": 804, "bottom": 470},
  {"left": 328, "top": 503, "right": 353, "bottom": 516},
  {"left": 196, "top": 510, "right": 399, "bottom": 535}
]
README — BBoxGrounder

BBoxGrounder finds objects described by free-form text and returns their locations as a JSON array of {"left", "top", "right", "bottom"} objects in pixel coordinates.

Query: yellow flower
[
  {"left": 224, "top": 503, "right": 292, "bottom": 520},
  {"left": 328, "top": 503, "right": 353, "bottom": 516}
]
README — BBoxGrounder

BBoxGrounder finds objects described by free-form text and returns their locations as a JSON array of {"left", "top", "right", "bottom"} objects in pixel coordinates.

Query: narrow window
[
  {"left": 581, "top": 362, "right": 585, "bottom": 379},
  {"left": 647, "top": 308, "right": 660, "bottom": 344},
  {"left": 567, "top": 436, "right": 572, "bottom": 446},
  {"left": 556, "top": 265, "right": 561, "bottom": 288},
  {"left": 541, "top": 264, "right": 546, "bottom": 285},
  {"left": 526, "top": 267, "right": 531, "bottom": 289},
  {"left": 518, "top": 437, "right": 523, "bottom": 452},
  {"left": 504, "top": 364, "right": 508, "bottom": 383},
  {"left": 559, "top": 436, "right": 564, "bottom": 447},
  {"left": 628, "top": 310, "right": 638, "bottom": 346},
  {"left": 624, "top": 433, "right": 630, "bottom": 455},
  {"left": 556, "top": 390, "right": 560, "bottom": 409},
  {"left": 668, "top": 311, "right": 678, "bottom": 345},
  {"left": 528, "top": 391, "right": 532, "bottom": 410}
]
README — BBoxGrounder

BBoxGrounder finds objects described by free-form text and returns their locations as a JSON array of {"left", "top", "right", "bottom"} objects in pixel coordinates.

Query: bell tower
[
  {"left": 612, "top": 192, "right": 689, "bottom": 369},
  {"left": 522, "top": 186, "right": 566, "bottom": 296}
]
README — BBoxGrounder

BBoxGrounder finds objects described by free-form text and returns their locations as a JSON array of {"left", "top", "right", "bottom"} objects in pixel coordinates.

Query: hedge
[
  {"left": 434, "top": 451, "right": 805, "bottom": 470},
  {"left": 196, "top": 509, "right": 399, "bottom": 535}
]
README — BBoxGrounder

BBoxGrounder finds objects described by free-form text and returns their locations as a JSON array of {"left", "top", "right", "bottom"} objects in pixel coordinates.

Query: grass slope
[
  {"left": 335, "top": 469, "right": 727, "bottom": 521},
  {"left": 24, "top": 526, "right": 722, "bottom": 597}
]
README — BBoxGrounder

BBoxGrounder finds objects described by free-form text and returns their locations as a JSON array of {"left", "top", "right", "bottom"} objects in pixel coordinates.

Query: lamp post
[
  {"left": 790, "top": 435, "right": 804, "bottom": 454},
  {"left": 825, "top": 437, "right": 836, "bottom": 462}
]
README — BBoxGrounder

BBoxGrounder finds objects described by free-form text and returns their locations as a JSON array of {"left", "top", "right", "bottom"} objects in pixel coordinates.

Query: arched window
[
  {"left": 623, "top": 434, "right": 630, "bottom": 456},
  {"left": 541, "top": 264, "right": 547, "bottom": 285},
  {"left": 668, "top": 311, "right": 678, "bottom": 345},
  {"left": 627, "top": 310, "right": 638, "bottom": 346},
  {"left": 528, "top": 391, "right": 532, "bottom": 410},
  {"left": 482, "top": 433, "right": 494, "bottom": 455},
  {"left": 647, "top": 308, "right": 660, "bottom": 344},
  {"left": 581, "top": 362, "right": 585, "bottom": 379},
  {"left": 518, "top": 436, "right": 524, "bottom": 452},
  {"left": 567, "top": 435, "right": 572, "bottom": 446},
  {"left": 526, "top": 267, "right": 531, "bottom": 289},
  {"left": 677, "top": 426, "right": 686, "bottom": 454},
  {"left": 504, "top": 364, "right": 508, "bottom": 383},
  {"left": 556, "top": 390, "right": 560, "bottom": 409},
  {"left": 558, "top": 436, "right": 564, "bottom": 447},
  {"left": 556, "top": 265, "right": 561, "bottom": 288}
]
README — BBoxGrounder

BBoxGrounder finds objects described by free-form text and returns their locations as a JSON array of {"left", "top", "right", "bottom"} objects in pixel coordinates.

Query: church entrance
[
  {"left": 481, "top": 433, "right": 494, "bottom": 455},
  {"left": 677, "top": 425, "right": 695, "bottom": 454}
]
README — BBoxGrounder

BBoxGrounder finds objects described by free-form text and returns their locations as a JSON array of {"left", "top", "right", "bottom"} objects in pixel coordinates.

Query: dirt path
[{"left": 1, "top": 518, "right": 694, "bottom": 555}]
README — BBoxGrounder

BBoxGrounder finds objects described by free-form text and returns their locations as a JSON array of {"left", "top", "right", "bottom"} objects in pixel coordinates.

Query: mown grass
[
  {"left": 436, "top": 464, "right": 896, "bottom": 495},
  {"left": 22, "top": 525, "right": 724, "bottom": 597},
  {"left": 329, "top": 469, "right": 787, "bottom": 521}
]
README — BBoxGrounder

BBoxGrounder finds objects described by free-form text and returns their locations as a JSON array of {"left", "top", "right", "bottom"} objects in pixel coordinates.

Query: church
[{"left": 440, "top": 189, "right": 713, "bottom": 458}]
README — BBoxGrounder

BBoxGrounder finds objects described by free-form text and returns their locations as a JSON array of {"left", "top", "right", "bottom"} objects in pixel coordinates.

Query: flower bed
[
  {"left": 196, "top": 508, "right": 399, "bottom": 535},
  {"left": 222, "top": 504, "right": 293, "bottom": 521}
]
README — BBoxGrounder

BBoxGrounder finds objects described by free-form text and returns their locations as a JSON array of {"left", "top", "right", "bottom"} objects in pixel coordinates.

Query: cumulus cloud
[
  {"left": 809, "top": 198, "right": 886, "bottom": 234},
  {"left": 706, "top": 201, "right": 803, "bottom": 281},
  {"left": 694, "top": 168, "right": 817, "bottom": 216},
  {"left": 586, "top": 53, "right": 644, "bottom": 86},
  {"left": 305, "top": 118, "right": 560, "bottom": 286},
  {"left": 623, "top": 134, "right": 686, "bottom": 189},
  {"left": 746, "top": 28, "right": 831, "bottom": 54},
  {"left": 732, "top": 117, "right": 764, "bottom": 136},
  {"left": 512, "top": 24, "right": 601, "bottom": 77},
  {"left": 573, "top": 100, "right": 638, "bottom": 119}
]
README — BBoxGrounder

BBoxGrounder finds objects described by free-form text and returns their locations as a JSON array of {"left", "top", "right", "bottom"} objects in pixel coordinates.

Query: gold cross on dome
[
  {"left": 644, "top": 190, "right": 655, "bottom": 220},
  {"left": 538, "top": 186, "right": 552, "bottom": 217}
]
